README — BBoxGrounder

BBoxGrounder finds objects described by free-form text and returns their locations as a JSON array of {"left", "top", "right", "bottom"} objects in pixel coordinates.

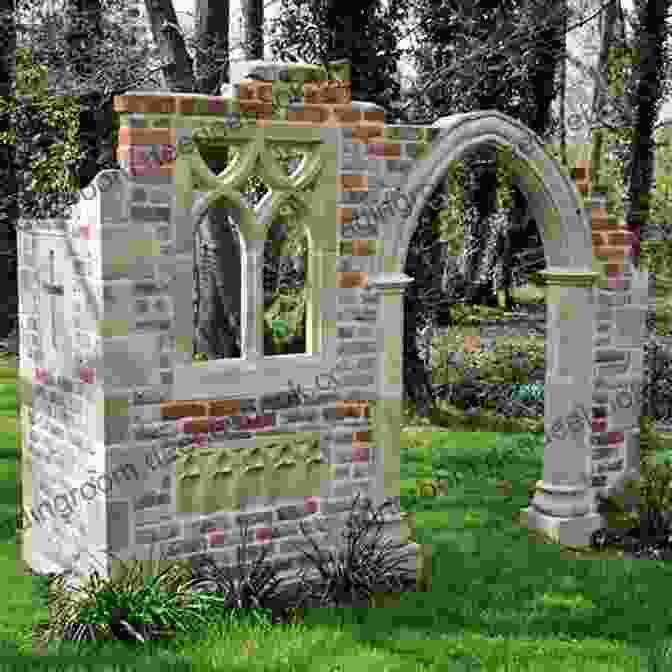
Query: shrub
[
  {"left": 432, "top": 332, "right": 544, "bottom": 387},
  {"left": 593, "top": 416, "right": 672, "bottom": 546}
]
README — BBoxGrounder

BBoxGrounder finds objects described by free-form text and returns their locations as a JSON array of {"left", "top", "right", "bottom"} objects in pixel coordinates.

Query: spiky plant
[
  {"left": 33, "top": 542, "right": 229, "bottom": 651},
  {"left": 288, "top": 493, "right": 418, "bottom": 612},
  {"left": 186, "top": 516, "right": 287, "bottom": 627}
]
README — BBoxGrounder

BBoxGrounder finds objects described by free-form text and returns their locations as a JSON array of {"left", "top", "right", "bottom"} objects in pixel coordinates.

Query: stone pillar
[
  {"left": 366, "top": 271, "right": 422, "bottom": 586},
  {"left": 366, "top": 272, "right": 414, "bottom": 509},
  {"left": 521, "top": 268, "right": 604, "bottom": 548}
]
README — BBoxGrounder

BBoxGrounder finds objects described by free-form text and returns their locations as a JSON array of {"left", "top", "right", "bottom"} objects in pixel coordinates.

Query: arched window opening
[
  {"left": 263, "top": 214, "right": 308, "bottom": 356},
  {"left": 192, "top": 202, "right": 244, "bottom": 362}
]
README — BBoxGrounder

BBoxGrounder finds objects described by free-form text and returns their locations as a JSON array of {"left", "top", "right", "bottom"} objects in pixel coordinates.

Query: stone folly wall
[
  {"left": 570, "top": 160, "right": 647, "bottom": 502},
  {"left": 16, "top": 57, "right": 652, "bottom": 591},
  {"left": 17, "top": 60, "right": 422, "bottom": 590}
]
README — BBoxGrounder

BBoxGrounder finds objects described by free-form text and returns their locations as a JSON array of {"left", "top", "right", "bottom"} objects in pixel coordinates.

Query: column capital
[
  {"left": 531, "top": 268, "right": 599, "bottom": 288},
  {"left": 366, "top": 273, "right": 414, "bottom": 294}
]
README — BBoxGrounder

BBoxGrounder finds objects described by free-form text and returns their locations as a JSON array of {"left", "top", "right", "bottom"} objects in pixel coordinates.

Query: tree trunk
[
  {"left": 460, "top": 148, "right": 500, "bottom": 307},
  {"left": 0, "top": 0, "right": 17, "bottom": 341},
  {"left": 624, "top": 0, "right": 671, "bottom": 260},
  {"left": 403, "top": 283, "right": 436, "bottom": 420},
  {"left": 403, "top": 203, "right": 443, "bottom": 420},
  {"left": 458, "top": 0, "right": 564, "bottom": 308},
  {"left": 195, "top": 0, "right": 230, "bottom": 95},
  {"left": 242, "top": 0, "right": 264, "bottom": 60},
  {"left": 559, "top": 0, "right": 568, "bottom": 167},
  {"left": 65, "top": 0, "right": 103, "bottom": 79},
  {"left": 143, "top": 0, "right": 196, "bottom": 92},
  {"left": 590, "top": 0, "right": 619, "bottom": 189},
  {"left": 193, "top": 206, "right": 242, "bottom": 360}
]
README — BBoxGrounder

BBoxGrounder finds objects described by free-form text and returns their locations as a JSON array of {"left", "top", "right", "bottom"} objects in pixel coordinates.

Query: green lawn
[{"left": 0, "top": 352, "right": 671, "bottom": 670}]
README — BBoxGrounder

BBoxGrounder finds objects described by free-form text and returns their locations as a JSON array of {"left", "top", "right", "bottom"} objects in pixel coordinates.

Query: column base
[{"left": 520, "top": 506, "right": 605, "bottom": 549}]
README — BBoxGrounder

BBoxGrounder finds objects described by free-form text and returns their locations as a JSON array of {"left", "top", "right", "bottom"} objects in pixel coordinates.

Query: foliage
[
  {"left": 653, "top": 305, "right": 672, "bottom": 338},
  {"left": 2, "top": 48, "right": 81, "bottom": 194},
  {"left": 2, "top": 0, "right": 162, "bottom": 223},
  {"left": 187, "top": 518, "right": 288, "bottom": 628},
  {"left": 593, "top": 414, "right": 672, "bottom": 552},
  {"left": 264, "top": 288, "right": 307, "bottom": 353},
  {"left": 445, "top": 302, "right": 519, "bottom": 327},
  {"left": 431, "top": 333, "right": 545, "bottom": 387},
  {"left": 405, "top": 0, "right": 563, "bottom": 311},
  {"left": 407, "top": 0, "right": 567, "bottom": 134},
  {"left": 0, "top": 48, "right": 81, "bottom": 223},
  {"left": 651, "top": 126, "right": 672, "bottom": 240},
  {"left": 36, "top": 544, "right": 226, "bottom": 649},
  {"left": 267, "top": 0, "right": 409, "bottom": 122},
  {"left": 287, "top": 493, "right": 417, "bottom": 613},
  {"left": 433, "top": 146, "right": 529, "bottom": 258},
  {"left": 643, "top": 337, "right": 672, "bottom": 420},
  {"left": 227, "top": 143, "right": 312, "bottom": 355}
]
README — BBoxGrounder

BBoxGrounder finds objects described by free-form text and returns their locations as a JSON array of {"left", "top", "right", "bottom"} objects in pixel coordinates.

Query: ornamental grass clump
[
  {"left": 186, "top": 516, "right": 289, "bottom": 627},
  {"left": 286, "top": 493, "right": 418, "bottom": 614},
  {"left": 34, "top": 543, "right": 229, "bottom": 652}
]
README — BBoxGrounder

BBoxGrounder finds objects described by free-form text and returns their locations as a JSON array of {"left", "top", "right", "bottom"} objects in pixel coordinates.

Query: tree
[
  {"left": 395, "top": 0, "right": 566, "bottom": 417},
  {"left": 143, "top": 0, "right": 196, "bottom": 92},
  {"left": 8, "top": 0, "right": 167, "bottom": 222},
  {"left": 193, "top": 205, "right": 242, "bottom": 360},
  {"left": 142, "top": 0, "right": 246, "bottom": 359},
  {"left": 194, "top": 0, "right": 230, "bottom": 95},
  {"left": 0, "top": 0, "right": 17, "bottom": 340},
  {"left": 589, "top": 0, "right": 621, "bottom": 188},
  {"left": 408, "top": 1, "right": 563, "bottom": 310},
  {"left": 622, "top": 0, "right": 672, "bottom": 261},
  {"left": 268, "top": 0, "right": 408, "bottom": 121},
  {"left": 242, "top": 0, "right": 264, "bottom": 59},
  {"left": 64, "top": 0, "right": 103, "bottom": 78}
]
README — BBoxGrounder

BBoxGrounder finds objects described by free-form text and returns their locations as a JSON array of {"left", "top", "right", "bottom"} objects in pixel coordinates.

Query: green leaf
[{"left": 271, "top": 319, "right": 290, "bottom": 339}]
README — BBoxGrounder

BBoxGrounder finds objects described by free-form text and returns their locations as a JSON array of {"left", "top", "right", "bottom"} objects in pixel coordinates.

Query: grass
[{"left": 2, "top": 327, "right": 672, "bottom": 671}]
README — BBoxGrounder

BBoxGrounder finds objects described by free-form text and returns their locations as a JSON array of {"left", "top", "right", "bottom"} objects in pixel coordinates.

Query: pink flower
[
  {"left": 304, "top": 498, "right": 319, "bottom": 514},
  {"left": 33, "top": 368, "right": 49, "bottom": 384},
  {"left": 79, "top": 225, "right": 94, "bottom": 240},
  {"left": 79, "top": 368, "right": 96, "bottom": 384},
  {"left": 256, "top": 527, "right": 273, "bottom": 542}
]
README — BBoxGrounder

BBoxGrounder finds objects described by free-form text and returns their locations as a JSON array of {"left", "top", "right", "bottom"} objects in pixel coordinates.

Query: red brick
[
  {"left": 161, "top": 401, "right": 210, "bottom": 420},
  {"left": 113, "top": 95, "right": 178, "bottom": 115},
  {"left": 332, "top": 107, "right": 363, "bottom": 124},
  {"left": 209, "top": 399, "right": 243, "bottom": 416},
  {"left": 339, "top": 174, "right": 368, "bottom": 190},
  {"left": 117, "top": 128, "right": 175, "bottom": 147},
  {"left": 337, "top": 271, "right": 368, "bottom": 289}
]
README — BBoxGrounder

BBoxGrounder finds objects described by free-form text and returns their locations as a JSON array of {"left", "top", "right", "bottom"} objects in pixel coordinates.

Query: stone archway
[{"left": 382, "top": 110, "right": 615, "bottom": 548}]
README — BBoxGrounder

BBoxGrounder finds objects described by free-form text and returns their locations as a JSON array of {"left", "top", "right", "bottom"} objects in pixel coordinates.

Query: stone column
[
  {"left": 243, "top": 246, "right": 264, "bottom": 362},
  {"left": 521, "top": 268, "right": 604, "bottom": 548},
  {"left": 366, "top": 271, "right": 421, "bottom": 585},
  {"left": 366, "top": 272, "right": 414, "bottom": 510}
]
